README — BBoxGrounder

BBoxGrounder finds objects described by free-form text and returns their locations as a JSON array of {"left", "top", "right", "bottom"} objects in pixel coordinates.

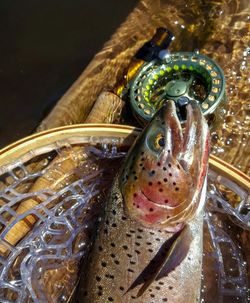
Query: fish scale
[{"left": 77, "top": 179, "right": 203, "bottom": 303}]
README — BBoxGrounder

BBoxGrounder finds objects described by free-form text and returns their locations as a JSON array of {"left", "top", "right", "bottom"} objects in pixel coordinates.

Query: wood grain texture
[{"left": 85, "top": 92, "right": 124, "bottom": 124}]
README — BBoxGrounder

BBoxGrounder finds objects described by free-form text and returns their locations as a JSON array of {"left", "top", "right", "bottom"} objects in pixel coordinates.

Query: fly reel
[{"left": 130, "top": 52, "right": 226, "bottom": 125}]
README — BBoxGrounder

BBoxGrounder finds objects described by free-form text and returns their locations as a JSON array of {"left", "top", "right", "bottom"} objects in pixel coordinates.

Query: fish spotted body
[{"left": 77, "top": 100, "right": 209, "bottom": 302}]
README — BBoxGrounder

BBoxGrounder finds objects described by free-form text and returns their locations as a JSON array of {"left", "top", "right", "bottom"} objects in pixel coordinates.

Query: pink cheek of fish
[
  {"left": 140, "top": 184, "right": 167, "bottom": 205},
  {"left": 140, "top": 182, "right": 179, "bottom": 207},
  {"left": 132, "top": 191, "right": 167, "bottom": 225},
  {"left": 140, "top": 164, "right": 180, "bottom": 206}
]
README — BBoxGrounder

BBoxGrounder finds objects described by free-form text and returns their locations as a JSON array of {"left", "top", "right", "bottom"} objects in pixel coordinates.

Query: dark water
[{"left": 0, "top": 0, "right": 137, "bottom": 148}]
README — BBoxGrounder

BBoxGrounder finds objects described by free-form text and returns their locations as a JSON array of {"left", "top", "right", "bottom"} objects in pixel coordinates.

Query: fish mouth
[
  {"left": 159, "top": 100, "right": 208, "bottom": 168},
  {"left": 158, "top": 100, "right": 209, "bottom": 191}
]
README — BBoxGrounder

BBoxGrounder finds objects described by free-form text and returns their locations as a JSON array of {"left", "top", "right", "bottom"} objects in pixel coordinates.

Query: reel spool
[{"left": 130, "top": 52, "right": 226, "bottom": 125}]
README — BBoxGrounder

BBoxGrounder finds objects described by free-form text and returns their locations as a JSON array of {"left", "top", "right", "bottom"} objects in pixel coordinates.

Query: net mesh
[
  {"left": 0, "top": 141, "right": 124, "bottom": 303},
  {"left": 202, "top": 170, "right": 250, "bottom": 303}
]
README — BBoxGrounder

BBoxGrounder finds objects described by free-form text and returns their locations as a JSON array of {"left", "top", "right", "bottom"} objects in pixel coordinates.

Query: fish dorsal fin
[{"left": 126, "top": 225, "right": 193, "bottom": 298}]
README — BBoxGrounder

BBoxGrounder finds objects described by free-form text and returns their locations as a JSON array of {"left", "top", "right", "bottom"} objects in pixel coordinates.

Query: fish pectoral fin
[
  {"left": 126, "top": 225, "right": 193, "bottom": 298},
  {"left": 155, "top": 224, "right": 193, "bottom": 281}
]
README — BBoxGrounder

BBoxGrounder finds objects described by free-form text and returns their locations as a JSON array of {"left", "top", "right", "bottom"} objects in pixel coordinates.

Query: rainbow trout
[{"left": 77, "top": 100, "right": 209, "bottom": 302}]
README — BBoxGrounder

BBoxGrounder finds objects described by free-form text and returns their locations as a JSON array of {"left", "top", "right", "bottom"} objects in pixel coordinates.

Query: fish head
[{"left": 120, "top": 100, "right": 209, "bottom": 231}]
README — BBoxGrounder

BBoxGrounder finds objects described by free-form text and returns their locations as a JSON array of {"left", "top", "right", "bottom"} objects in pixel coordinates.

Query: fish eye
[{"left": 155, "top": 134, "right": 165, "bottom": 149}]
